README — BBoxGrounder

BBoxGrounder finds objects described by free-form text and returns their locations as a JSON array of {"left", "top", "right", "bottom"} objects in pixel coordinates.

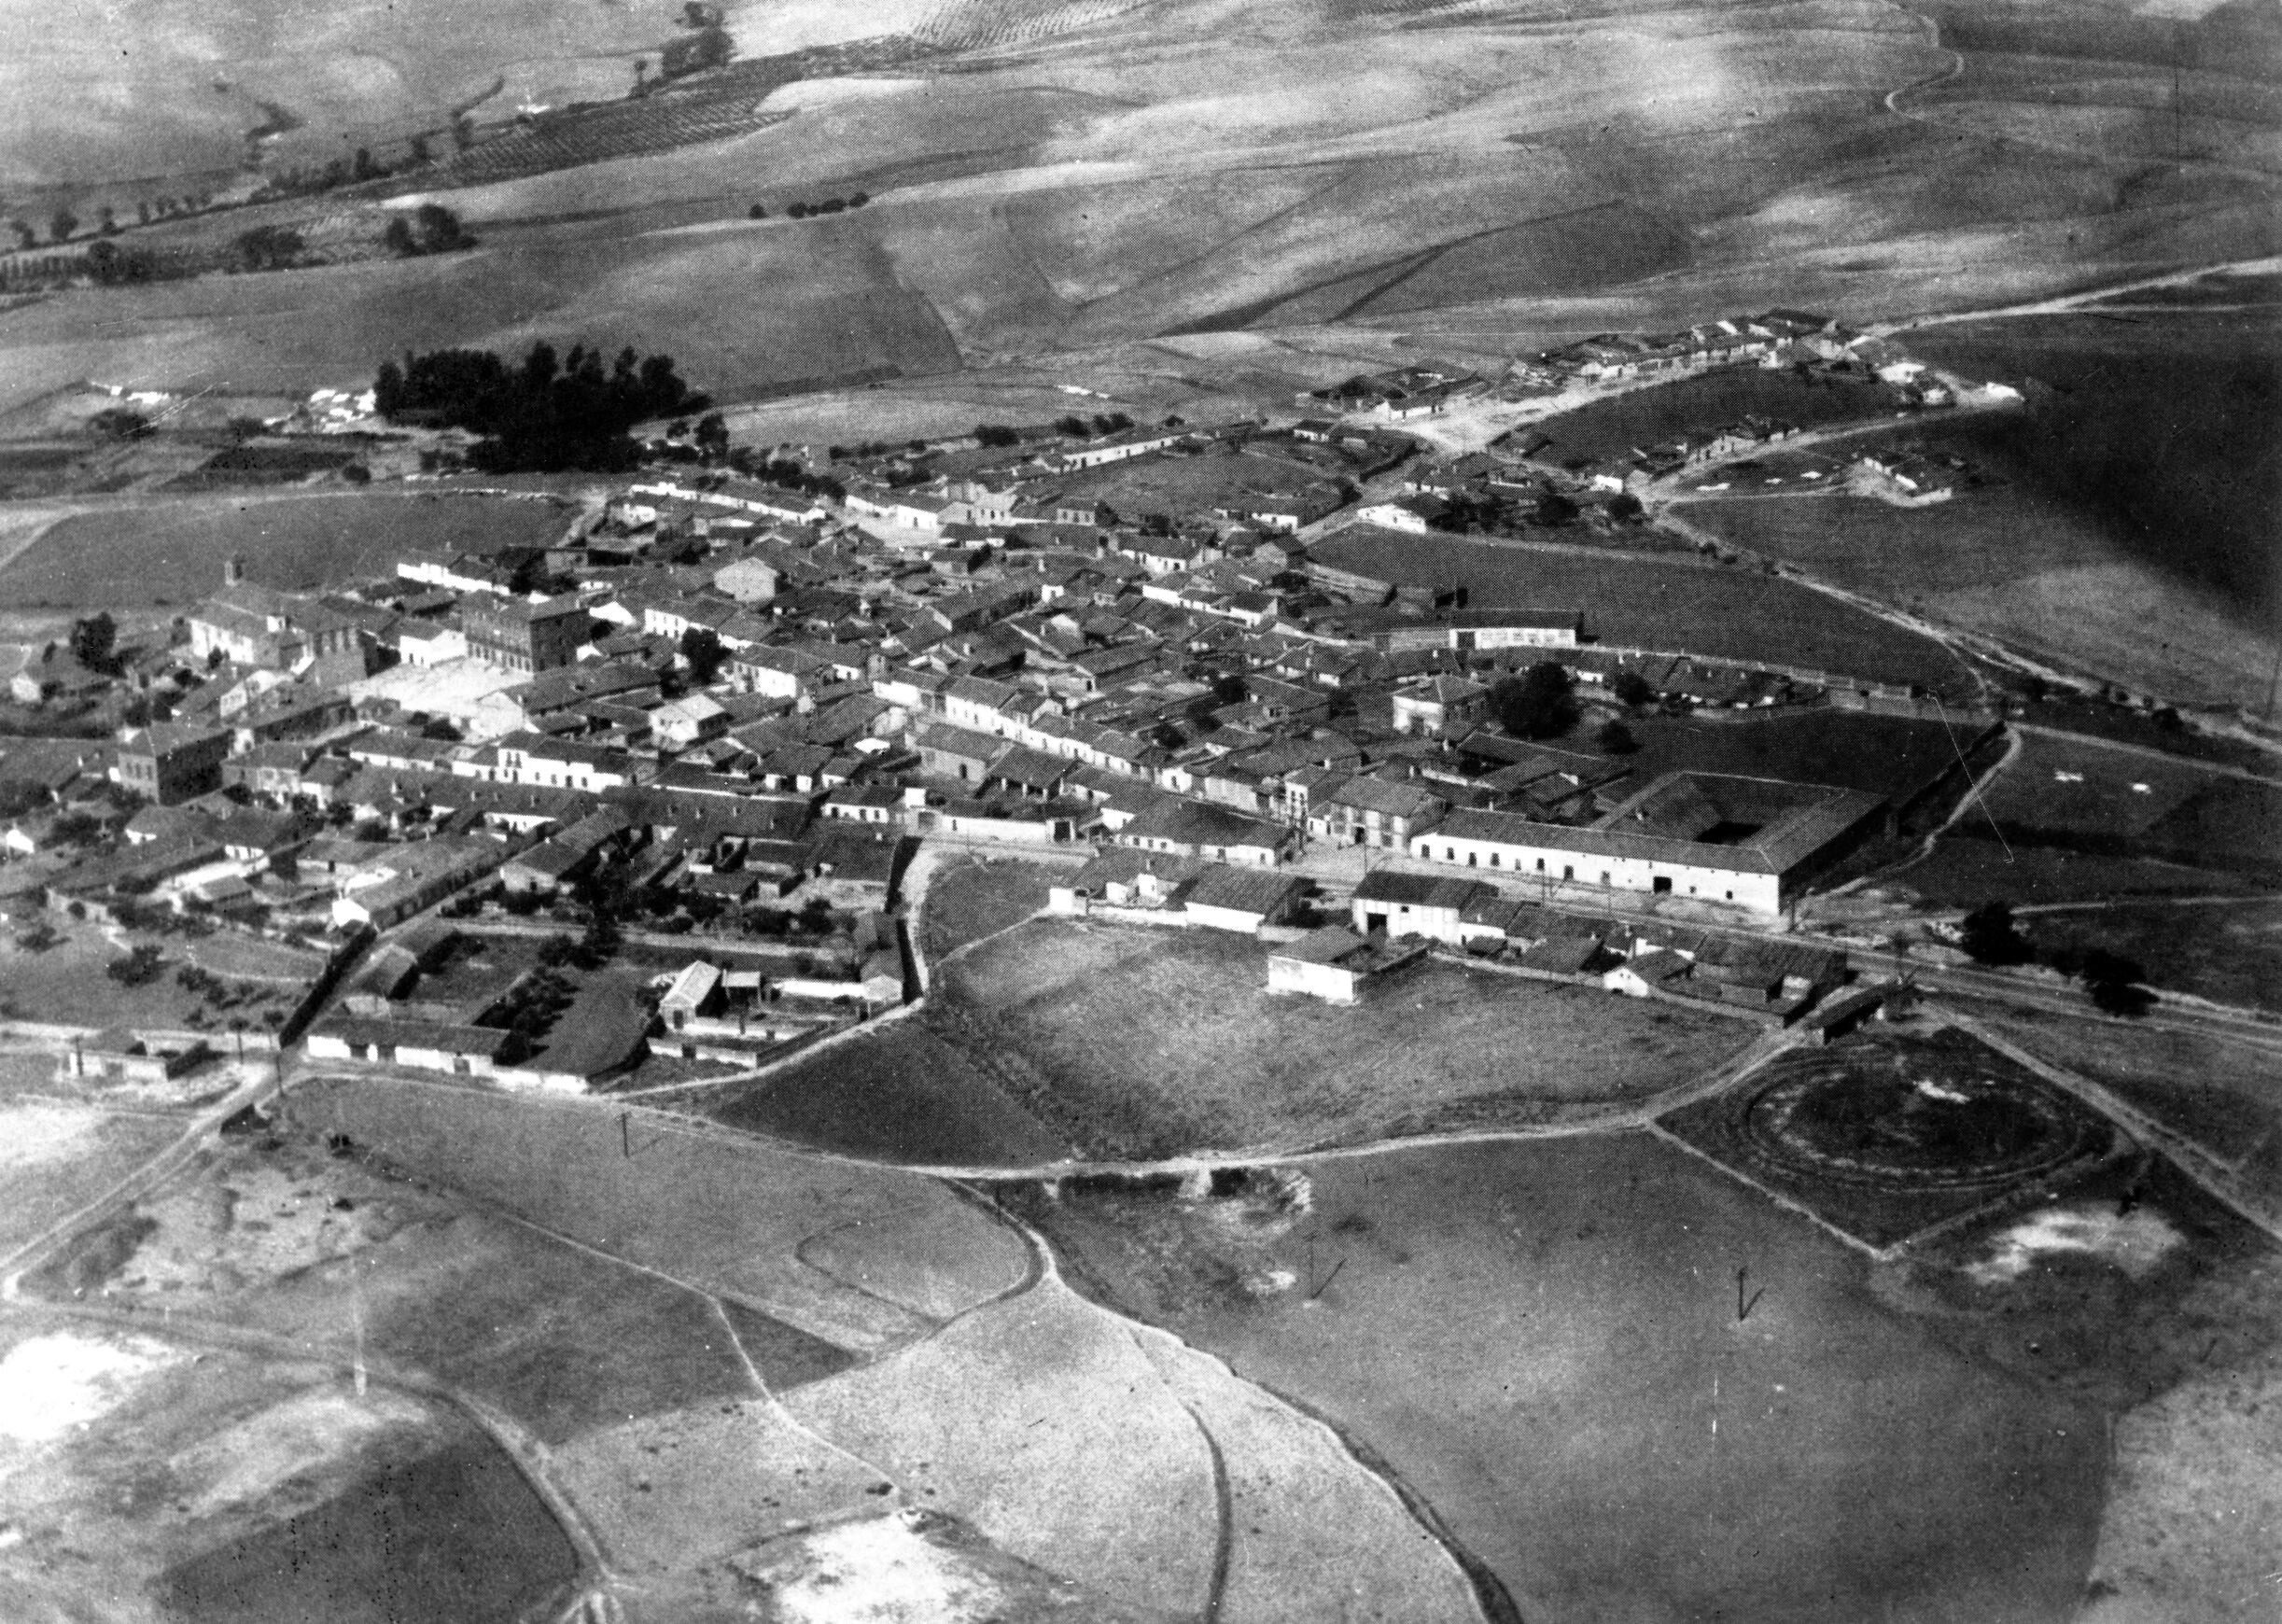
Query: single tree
[
  {"left": 409, "top": 133, "right": 432, "bottom": 165},
  {"left": 749, "top": 203, "right": 767, "bottom": 218},
  {"left": 1958, "top": 901, "right": 2034, "bottom": 967},
  {"left": 1533, "top": 488, "right": 1579, "bottom": 526},
  {"left": 96, "top": 204, "right": 118, "bottom": 235},
  {"left": 382, "top": 217, "right": 416, "bottom": 256},
  {"left": 1606, "top": 491, "right": 1645, "bottom": 522},
  {"left": 8, "top": 219, "right": 34, "bottom": 249},
  {"left": 680, "top": 626, "right": 727, "bottom": 685},
  {"left": 69, "top": 611, "right": 118, "bottom": 674},
  {"left": 1489, "top": 662, "right": 1579, "bottom": 740},
  {"left": 353, "top": 146, "right": 381, "bottom": 182},
  {"left": 48, "top": 208, "right": 77, "bottom": 244},
  {"left": 694, "top": 412, "right": 730, "bottom": 460},
  {"left": 413, "top": 203, "right": 467, "bottom": 252},
  {"left": 1611, "top": 670, "right": 1659, "bottom": 709},
  {"left": 1596, "top": 719, "right": 1639, "bottom": 755}
]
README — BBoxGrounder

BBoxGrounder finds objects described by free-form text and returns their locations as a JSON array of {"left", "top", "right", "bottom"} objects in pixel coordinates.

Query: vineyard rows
[
  {"left": 912, "top": 0, "right": 1152, "bottom": 49},
  {"left": 437, "top": 89, "right": 799, "bottom": 188}
]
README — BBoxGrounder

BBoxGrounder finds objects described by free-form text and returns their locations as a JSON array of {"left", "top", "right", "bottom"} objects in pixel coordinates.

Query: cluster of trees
[
  {"left": 234, "top": 225, "right": 305, "bottom": 273},
  {"left": 753, "top": 191, "right": 871, "bottom": 221},
  {"left": 1489, "top": 663, "right": 1579, "bottom": 740},
  {"left": 973, "top": 424, "right": 1023, "bottom": 448},
  {"left": 106, "top": 944, "right": 166, "bottom": 987},
  {"left": 373, "top": 340, "right": 707, "bottom": 472},
  {"left": 381, "top": 203, "right": 472, "bottom": 258},
  {"left": 726, "top": 447, "right": 847, "bottom": 501},
  {"left": 64, "top": 613, "right": 122, "bottom": 677},
  {"left": 1055, "top": 412, "right": 1135, "bottom": 440},
  {"left": 1957, "top": 901, "right": 2153, "bottom": 1015},
  {"left": 1430, "top": 487, "right": 1581, "bottom": 536},
  {"left": 7, "top": 194, "right": 217, "bottom": 248}
]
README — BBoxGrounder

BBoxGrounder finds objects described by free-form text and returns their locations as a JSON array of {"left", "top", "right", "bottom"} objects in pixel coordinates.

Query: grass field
[
  {"left": 1895, "top": 840, "right": 2232, "bottom": 909},
  {"left": 284, "top": 1072, "right": 1029, "bottom": 1351},
  {"left": 1019, "top": 1131, "right": 2110, "bottom": 1624},
  {"left": 0, "top": 1099, "right": 181, "bottom": 1255},
  {"left": 933, "top": 918, "right": 1748, "bottom": 1158},
  {"left": 0, "top": 921, "right": 308, "bottom": 1032},
  {"left": 0, "top": 491, "right": 571, "bottom": 609},
  {"left": 1307, "top": 528, "right": 1973, "bottom": 695},
  {"left": 2018, "top": 900, "right": 2282, "bottom": 1014},
  {"left": 1532, "top": 368, "right": 1904, "bottom": 464},
  {"left": 917, "top": 856, "right": 1057, "bottom": 967},
  {"left": 1617, "top": 709, "right": 1974, "bottom": 804},
  {"left": 1958, "top": 728, "right": 2282, "bottom": 880},
  {"left": 1977, "top": 1003, "right": 2282, "bottom": 1197},
  {"left": 711, "top": 1020, "right": 1072, "bottom": 1165},
  {"left": 1675, "top": 479, "right": 2281, "bottom": 711}
]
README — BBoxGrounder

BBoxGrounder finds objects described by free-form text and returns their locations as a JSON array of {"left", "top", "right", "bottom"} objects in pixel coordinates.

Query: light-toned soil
[
  {"left": 0, "top": 1100, "right": 181, "bottom": 1254},
  {"left": 936, "top": 919, "right": 1749, "bottom": 1156},
  {"left": 1129, "top": 1323, "right": 1484, "bottom": 1623},
  {"left": 782, "top": 1274, "right": 1222, "bottom": 1617},
  {"left": 2082, "top": 1348, "right": 2282, "bottom": 1624},
  {"left": 1022, "top": 1132, "right": 2111, "bottom": 1623},
  {"left": 548, "top": 1400, "right": 885, "bottom": 1577}
]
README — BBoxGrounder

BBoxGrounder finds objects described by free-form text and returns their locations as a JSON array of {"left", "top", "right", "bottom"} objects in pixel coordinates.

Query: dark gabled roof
[
  {"left": 1352, "top": 870, "right": 1491, "bottom": 911},
  {"left": 1181, "top": 863, "right": 1307, "bottom": 916}
]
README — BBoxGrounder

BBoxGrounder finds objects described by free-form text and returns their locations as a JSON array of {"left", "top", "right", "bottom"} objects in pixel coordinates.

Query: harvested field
[
  {"left": 1531, "top": 368, "right": 1905, "bottom": 465},
  {"left": 285, "top": 1073, "right": 1029, "bottom": 1351},
  {"left": 931, "top": 919, "right": 1749, "bottom": 1158},
  {"left": 782, "top": 1275, "right": 1223, "bottom": 1617},
  {"left": 547, "top": 1400, "right": 883, "bottom": 1578},
  {"left": 714, "top": 1021, "right": 1071, "bottom": 1166},
  {"left": 1018, "top": 1132, "right": 2109, "bottom": 1624},
  {"left": 1054, "top": 448, "right": 1343, "bottom": 519},
  {"left": 0, "top": 491, "right": 570, "bottom": 609},
  {"left": 1307, "top": 528, "right": 1970, "bottom": 696}
]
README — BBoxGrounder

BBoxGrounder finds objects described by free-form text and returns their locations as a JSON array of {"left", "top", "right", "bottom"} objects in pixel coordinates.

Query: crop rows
[
  {"left": 912, "top": 0, "right": 1150, "bottom": 49},
  {"left": 437, "top": 91, "right": 797, "bottom": 188}
]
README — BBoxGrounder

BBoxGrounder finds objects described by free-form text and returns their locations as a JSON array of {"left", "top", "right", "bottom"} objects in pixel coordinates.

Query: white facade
[{"left": 1408, "top": 827, "right": 1784, "bottom": 916}]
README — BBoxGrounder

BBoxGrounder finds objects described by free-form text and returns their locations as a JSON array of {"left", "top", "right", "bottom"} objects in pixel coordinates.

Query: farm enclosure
[{"left": 0, "top": 491, "right": 571, "bottom": 609}]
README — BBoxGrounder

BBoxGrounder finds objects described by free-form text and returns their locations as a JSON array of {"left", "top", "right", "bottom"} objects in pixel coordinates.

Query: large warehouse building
[{"left": 1409, "top": 771, "right": 1889, "bottom": 917}]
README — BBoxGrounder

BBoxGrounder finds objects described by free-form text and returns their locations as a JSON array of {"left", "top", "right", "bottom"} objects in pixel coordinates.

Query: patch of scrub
[
  {"left": 1966, "top": 1205, "right": 2184, "bottom": 1286},
  {"left": 0, "top": 1332, "right": 180, "bottom": 1445}
]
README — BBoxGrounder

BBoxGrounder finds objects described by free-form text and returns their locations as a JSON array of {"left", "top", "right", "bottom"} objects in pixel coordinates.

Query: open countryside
[{"left": 0, "top": 0, "right": 2277, "bottom": 1617}]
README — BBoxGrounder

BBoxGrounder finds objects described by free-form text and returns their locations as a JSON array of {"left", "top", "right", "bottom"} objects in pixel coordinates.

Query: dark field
[
  {"left": 160, "top": 1437, "right": 578, "bottom": 1624},
  {"left": 2020, "top": 900, "right": 2282, "bottom": 1014},
  {"left": 1967, "top": 729, "right": 2282, "bottom": 879},
  {"left": 1309, "top": 529, "right": 1971, "bottom": 695},
  {"left": 1658, "top": 1026, "right": 2116, "bottom": 1252},
  {"left": 1530, "top": 367, "right": 1904, "bottom": 464},
  {"left": 711, "top": 1020, "right": 1072, "bottom": 1166},
  {"left": 917, "top": 857, "right": 1057, "bottom": 966},
  {"left": 1905, "top": 312, "right": 2282, "bottom": 627},
  {"left": 1617, "top": 709, "right": 1976, "bottom": 805},
  {"left": 1020, "top": 1132, "right": 2109, "bottom": 1624},
  {"left": 2, "top": 491, "right": 572, "bottom": 608},
  {"left": 1895, "top": 839, "right": 2231, "bottom": 909}
]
